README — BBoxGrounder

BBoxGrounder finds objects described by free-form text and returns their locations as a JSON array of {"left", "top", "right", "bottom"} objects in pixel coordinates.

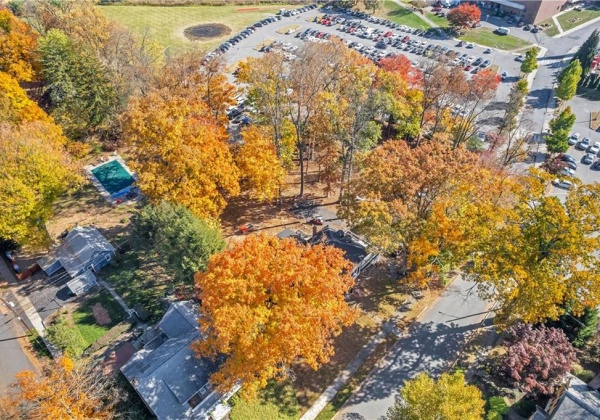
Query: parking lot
[{"left": 216, "top": 5, "right": 529, "bottom": 135}]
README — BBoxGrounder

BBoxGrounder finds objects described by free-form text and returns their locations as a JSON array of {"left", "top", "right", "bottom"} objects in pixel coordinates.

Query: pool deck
[{"left": 85, "top": 155, "right": 140, "bottom": 205}]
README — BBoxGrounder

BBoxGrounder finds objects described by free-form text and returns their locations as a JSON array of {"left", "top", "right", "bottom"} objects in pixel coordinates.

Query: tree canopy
[
  {"left": 572, "top": 29, "right": 599, "bottom": 78},
  {"left": 132, "top": 201, "right": 225, "bottom": 285},
  {"left": 122, "top": 90, "right": 240, "bottom": 220},
  {"left": 502, "top": 324, "right": 576, "bottom": 395},
  {"left": 520, "top": 47, "right": 539, "bottom": 74},
  {"left": 0, "top": 8, "right": 38, "bottom": 82},
  {"left": 546, "top": 107, "right": 576, "bottom": 154},
  {"left": 193, "top": 234, "right": 357, "bottom": 397},
  {"left": 556, "top": 59, "right": 582, "bottom": 102},
  {"left": 385, "top": 372, "right": 485, "bottom": 420},
  {"left": 467, "top": 169, "right": 600, "bottom": 324},
  {"left": 447, "top": 4, "right": 481, "bottom": 30},
  {"left": 0, "top": 357, "right": 119, "bottom": 419}
]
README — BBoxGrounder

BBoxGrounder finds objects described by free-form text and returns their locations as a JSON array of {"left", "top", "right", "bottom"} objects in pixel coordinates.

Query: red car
[
  {"left": 464, "top": 65, "right": 472, "bottom": 71},
  {"left": 384, "top": 31, "right": 393, "bottom": 37}
]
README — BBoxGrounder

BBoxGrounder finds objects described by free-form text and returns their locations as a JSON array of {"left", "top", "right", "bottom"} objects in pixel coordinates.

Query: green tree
[
  {"left": 385, "top": 372, "right": 485, "bottom": 420},
  {"left": 548, "top": 305, "right": 599, "bottom": 348},
  {"left": 547, "top": 107, "right": 576, "bottom": 154},
  {"left": 132, "top": 201, "right": 225, "bottom": 285},
  {"left": 556, "top": 59, "right": 582, "bottom": 102},
  {"left": 520, "top": 47, "right": 539, "bottom": 75},
  {"left": 45, "top": 314, "right": 87, "bottom": 357},
  {"left": 37, "top": 29, "right": 117, "bottom": 139},
  {"left": 572, "top": 29, "right": 599, "bottom": 79}
]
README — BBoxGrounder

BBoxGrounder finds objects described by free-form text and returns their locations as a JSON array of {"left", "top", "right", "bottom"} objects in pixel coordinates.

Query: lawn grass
[
  {"left": 97, "top": 4, "right": 295, "bottom": 52},
  {"left": 101, "top": 250, "right": 169, "bottom": 323},
  {"left": 458, "top": 28, "right": 530, "bottom": 51},
  {"left": 376, "top": 0, "right": 431, "bottom": 30},
  {"left": 71, "top": 289, "right": 123, "bottom": 345},
  {"left": 229, "top": 381, "right": 300, "bottom": 420},
  {"left": 556, "top": 8, "right": 600, "bottom": 32},
  {"left": 539, "top": 18, "right": 560, "bottom": 36},
  {"left": 425, "top": 12, "right": 450, "bottom": 28}
]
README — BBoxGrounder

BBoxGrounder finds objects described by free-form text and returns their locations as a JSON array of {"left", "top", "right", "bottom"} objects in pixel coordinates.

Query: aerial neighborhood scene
[{"left": 2, "top": 0, "right": 600, "bottom": 418}]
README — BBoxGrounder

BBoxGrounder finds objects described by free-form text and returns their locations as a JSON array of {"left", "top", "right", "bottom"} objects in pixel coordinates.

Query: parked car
[
  {"left": 591, "top": 142, "right": 600, "bottom": 154},
  {"left": 553, "top": 179, "right": 573, "bottom": 189},
  {"left": 568, "top": 132, "right": 581, "bottom": 145},
  {"left": 480, "top": 59, "right": 491, "bottom": 67},
  {"left": 583, "top": 153, "right": 595, "bottom": 164},
  {"left": 577, "top": 137, "right": 591, "bottom": 150},
  {"left": 515, "top": 54, "right": 525, "bottom": 62},
  {"left": 561, "top": 154, "right": 577, "bottom": 164},
  {"left": 501, "top": 71, "right": 508, "bottom": 80},
  {"left": 484, "top": 48, "right": 493, "bottom": 54},
  {"left": 560, "top": 167, "right": 575, "bottom": 177}
]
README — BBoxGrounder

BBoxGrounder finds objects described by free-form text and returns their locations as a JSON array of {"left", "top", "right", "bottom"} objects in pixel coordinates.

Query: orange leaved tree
[
  {"left": 0, "top": 357, "right": 119, "bottom": 419},
  {"left": 193, "top": 234, "right": 357, "bottom": 397},
  {"left": 0, "top": 9, "right": 38, "bottom": 82}
]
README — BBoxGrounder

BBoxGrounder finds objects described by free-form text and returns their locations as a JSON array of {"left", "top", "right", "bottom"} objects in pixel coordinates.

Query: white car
[
  {"left": 577, "top": 137, "right": 591, "bottom": 150},
  {"left": 568, "top": 132, "right": 581, "bottom": 145},
  {"left": 515, "top": 54, "right": 524, "bottom": 62},
  {"left": 560, "top": 167, "right": 575, "bottom": 177},
  {"left": 590, "top": 142, "right": 600, "bottom": 154},
  {"left": 553, "top": 179, "right": 573, "bottom": 190}
]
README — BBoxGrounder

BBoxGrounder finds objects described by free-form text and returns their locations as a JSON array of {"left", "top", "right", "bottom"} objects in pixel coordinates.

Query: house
[
  {"left": 121, "top": 301, "right": 239, "bottom": 420},
  {"left": 277, "top": 225, "right": 378, "bottom": 279},
  {"left": 38, "top": 226, "right": 116, "bottom": 278},
  {"left": 530, "top": 374, "right": 600, "bottom": 419}
]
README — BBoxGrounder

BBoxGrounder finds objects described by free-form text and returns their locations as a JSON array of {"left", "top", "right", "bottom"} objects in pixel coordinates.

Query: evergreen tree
[
  {"left": 548, "top": 305, "right": 599, "bottom": 348},
  {"left": 572, "top": 30, "right": 599, "bottom": 79},
  {"left": 556, "top": 60, "right": 582, "bottom": 102}
]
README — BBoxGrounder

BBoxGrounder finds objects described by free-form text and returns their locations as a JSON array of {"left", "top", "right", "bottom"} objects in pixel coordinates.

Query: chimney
[{"left": 312, "top": 225, "right": 318, "bottom": 237}]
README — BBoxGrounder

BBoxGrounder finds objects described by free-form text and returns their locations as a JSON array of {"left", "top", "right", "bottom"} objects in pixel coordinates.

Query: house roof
[
  {"left": 66, "top": 270, "right": 98, "bottom": 295},
  {"left": 310, "top": 226, "right": 369, "bottom": 265},
  {"left": 551, "top": 376, "right": 600, "bottom": 419},
  {"left": 121, "top": 301, "right": 223, "bottom": 420},
  {"left": 159, "top": 301, "right": 200, "bottom": 339},
  {"left": 39, "top": 226, "right": 115, "bottom": 277}
]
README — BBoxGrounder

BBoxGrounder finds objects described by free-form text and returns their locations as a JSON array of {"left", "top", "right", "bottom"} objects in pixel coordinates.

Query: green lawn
[
  {"left": 98, "top": 4, "right": 295, "bottom": 52},
  {"left": 458, "top": 28, "right": 530, "bottom": 51},
  {"left": 376, "top": 0, "right": 431, "bottom": 30},
  {"left": 556, "top": 8, "right": 600, "bottom": 32},
  {"left": 539, "top": 17, "right": 560, "bottom": 36},
  {"left": 229, "top": 381, "right": 300, "bottom": 420},
  {"left": 425, "top": 12, "right": 450, "bottom": 28},
  {"left": 72, "top": 289, "right": 124, "bottom": 345}
]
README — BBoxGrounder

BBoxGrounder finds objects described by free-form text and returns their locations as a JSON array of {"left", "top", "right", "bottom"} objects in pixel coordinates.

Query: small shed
[{"left": 66, "top": 270, "right": 98, "bottom": 296}]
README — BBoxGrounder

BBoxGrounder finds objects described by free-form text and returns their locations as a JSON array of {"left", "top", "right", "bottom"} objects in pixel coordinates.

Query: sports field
[{"left": 98, "top": 5, "right": 291, "bottom": 52}]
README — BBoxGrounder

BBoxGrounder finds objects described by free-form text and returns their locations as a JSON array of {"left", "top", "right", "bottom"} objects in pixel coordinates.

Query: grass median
[{"left": 458, "top": 28, "right": 530, "bottom": 51}]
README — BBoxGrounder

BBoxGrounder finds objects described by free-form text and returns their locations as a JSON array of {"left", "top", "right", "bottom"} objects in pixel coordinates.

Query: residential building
[
  {"left": 121, "top": 301, "right": 239, "bottom": 420},
  {"left": 38, "top": 226, "right": 115, "bottom": 278},
  {"left": 277, "top": 225, "right": 379, "bottom": 279},
  {"left": 530, "top": 374, "right": 600, "bottom": 419}
]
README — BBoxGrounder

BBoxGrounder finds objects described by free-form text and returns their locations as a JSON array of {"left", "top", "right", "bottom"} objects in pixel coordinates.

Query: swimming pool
[{"left": 91, "top": 159, "right": 136, "bottom": 196}]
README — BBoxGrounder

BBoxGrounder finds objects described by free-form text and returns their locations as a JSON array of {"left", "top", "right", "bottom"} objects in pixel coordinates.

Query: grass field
[
  {"left": 72, "top": 290, "right": 123, "bottom": 345},
  {"left": 459, "top": 28, "right": 530, "bottom": 51},
  {"left": 539, "top": 18, "right": 560, "bottom": 37},
  {"left": 229, "top": 381, "right": 300, "bottom": 420},
  {"left": 425, "top": 12, "right": 450, "bottom": 28},
  {"left": 376, "top": 0, "right": 431, "bottom": 30},
  {"left": 98, "top": 4, "right": 293, "bottom": 52},
  {"left": 556, "top": 8, "right": 600, "bottom": 32}
]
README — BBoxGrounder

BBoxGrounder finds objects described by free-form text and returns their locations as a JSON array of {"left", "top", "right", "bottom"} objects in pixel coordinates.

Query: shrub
[{"left": 46, "top": 314, "right": 87, "bottom": 357}]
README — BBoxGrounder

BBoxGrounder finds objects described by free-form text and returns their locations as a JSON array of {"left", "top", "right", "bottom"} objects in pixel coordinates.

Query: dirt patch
[
  {"left": 183, "top": 23, "right": 231, "bottom": 41},
  {"left": 92, "top": 303, "right": 112, "bottom": 326},
  {"left": 236, "top": 7, "right": 260, "bottom": 12}
]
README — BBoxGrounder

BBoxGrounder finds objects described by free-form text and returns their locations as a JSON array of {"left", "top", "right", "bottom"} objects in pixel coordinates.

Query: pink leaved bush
[{"left": 502, "top": 324, "right": 576, "bottom": 395}]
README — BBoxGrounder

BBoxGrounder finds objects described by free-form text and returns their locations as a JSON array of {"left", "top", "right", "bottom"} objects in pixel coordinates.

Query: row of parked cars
[
  {"left": 569, "top": 133, "right": 600, "bottom": 165},
  {"left": 207, "top": 5, "right": 317, "bottom": 58}
]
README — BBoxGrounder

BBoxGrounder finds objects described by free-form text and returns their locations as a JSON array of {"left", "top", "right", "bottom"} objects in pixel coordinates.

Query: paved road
[
  {"left": 0, "top": 296, "right": 35, "bottom": 392},
  {"left": 335, "top": 277, "right": 492, "bottom": 420}
]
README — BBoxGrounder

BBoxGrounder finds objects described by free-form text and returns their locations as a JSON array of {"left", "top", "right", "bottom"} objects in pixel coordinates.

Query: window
[{"left": 187, "top": 393, "right": 203, "bottom": 409}]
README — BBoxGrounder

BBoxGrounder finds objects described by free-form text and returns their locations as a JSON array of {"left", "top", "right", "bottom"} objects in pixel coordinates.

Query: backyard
[
  {"left": 46, "top": 289, "right": 125, "bottom": 357},
  {"left": 376, "top": 0, "right": 431, "bottom": 30},
  {"left": 97, "top": 4, "right": 295, "bottom": 52}
]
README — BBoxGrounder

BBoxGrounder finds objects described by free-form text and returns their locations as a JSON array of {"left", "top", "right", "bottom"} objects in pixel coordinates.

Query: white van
[{"left": 496, "top": 27, "right": 510, "bottom": 35}]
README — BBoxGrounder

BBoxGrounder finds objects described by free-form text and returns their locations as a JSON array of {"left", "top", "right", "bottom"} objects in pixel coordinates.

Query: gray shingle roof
[{"left": 551, "top": 376, "right": 600, "bottom": 419}]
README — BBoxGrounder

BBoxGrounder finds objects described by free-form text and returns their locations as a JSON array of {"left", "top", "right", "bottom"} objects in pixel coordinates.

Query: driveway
[{"left": 335, "top": 276, "right": 492, "bottom": 420}]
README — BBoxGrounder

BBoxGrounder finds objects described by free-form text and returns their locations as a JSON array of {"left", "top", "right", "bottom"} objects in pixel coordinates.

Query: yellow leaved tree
[
  {"left": 122, "top": 91, "right": 239, "bottom": 220},
  {"left": 0, "top": 9, "right": 38, "bottom": 82}
]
